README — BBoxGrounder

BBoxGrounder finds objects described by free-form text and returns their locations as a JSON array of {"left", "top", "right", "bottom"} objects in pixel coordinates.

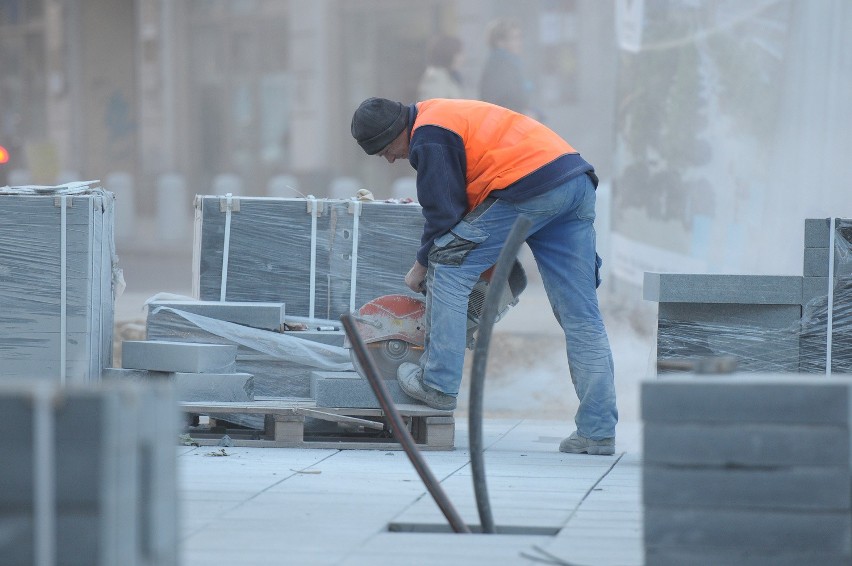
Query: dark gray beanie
[{"left": 351, "top": 98, "right": 408, "bottom": 155}]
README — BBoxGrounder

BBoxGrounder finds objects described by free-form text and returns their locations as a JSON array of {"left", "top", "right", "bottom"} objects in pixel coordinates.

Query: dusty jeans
[{"left": 422, "top": 173, "right": 617, "bottom": 440}]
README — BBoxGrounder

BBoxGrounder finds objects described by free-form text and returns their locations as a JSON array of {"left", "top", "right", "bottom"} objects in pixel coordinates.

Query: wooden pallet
[{"left": 180, "top": 399, "right": 455, "bottom": 450}]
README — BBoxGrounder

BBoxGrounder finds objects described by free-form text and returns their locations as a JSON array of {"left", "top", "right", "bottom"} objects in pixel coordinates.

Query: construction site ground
[{"left": 116, "top": 245, "right": 652, "bottom": 565}]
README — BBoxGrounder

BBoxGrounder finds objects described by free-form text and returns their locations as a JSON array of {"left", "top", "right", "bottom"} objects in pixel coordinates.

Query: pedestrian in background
[
  {"left": 416, "top": 35, "right": 465, "bottom": 102},
  {"left": 478, "top": 19, "right": 538, "bottom": 118}
]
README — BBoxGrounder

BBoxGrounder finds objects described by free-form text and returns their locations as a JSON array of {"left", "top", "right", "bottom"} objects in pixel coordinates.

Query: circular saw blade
[{"left": 350, "top": 339, "right": 423, "bottom": 380}]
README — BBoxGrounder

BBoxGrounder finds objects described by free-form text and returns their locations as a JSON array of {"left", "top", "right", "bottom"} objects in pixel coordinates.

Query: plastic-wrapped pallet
[
  {"left": 0, "top": 379, "right": 179, "bottom": 566},
  {"left": 644, "top": 218, "right": 852, "bottom": 374},
  {"left": 0, "top": 183, "right": 117, "bottom": 383},
  {"left": 191, "top": 195, "right": 423, "bottom": 319}
]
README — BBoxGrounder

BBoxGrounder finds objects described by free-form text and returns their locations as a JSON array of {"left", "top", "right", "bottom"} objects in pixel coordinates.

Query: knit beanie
[{"left": 351, "top": 98, "right": 408, "bottom": 155}]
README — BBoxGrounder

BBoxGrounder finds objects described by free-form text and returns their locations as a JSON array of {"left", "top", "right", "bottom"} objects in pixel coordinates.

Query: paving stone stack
[
  {"left": 192, "top": 195, "right": 423, "bottom": 320},
  {"left": 642, "top": 374, "right": 852, "bottom": 565},
  {"left": 144, "top": 301, "right": 348, "bottom": 400},
  {"left": 0, "top": 184, "right": 116, "bottom": 383},
  {"left": 0, "top": 379, "right": 179, "bottom": 566},
  {"left": 143, "top": 300, "right": 353, "bottom": 428},
  {"left": 645, "top": 217, "right": 852, "bottom": 373}
]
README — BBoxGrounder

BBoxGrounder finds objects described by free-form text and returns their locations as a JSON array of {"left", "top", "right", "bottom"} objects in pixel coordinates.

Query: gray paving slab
[
  {"left": 803, "top": 276, "right": 829, "bottom": 304},
  {"left": 643, "top": 465, "right": 851, "bottom": 510},
  {"left": 804, "top": 217, "right": 832, "bottom": 248},
  {"left": 803, "top": 247, "right": 830, "bottom": 277},
  {"left": 178, "top": 420, "right": 644, "bottom": 566},
  {"left": 645, "top": 547, "right": 852, "bottom": 566},
  {"left": 643, "top": 422, "right": 850, "bottom": 467},
  {"left": 121, "top": 340, "right": 237, "bottom": 373},
  {"left": 643, "top": 273, "right": 803, "bottom": 304},
  {"left": 148, "top": 300, "right": 286, "bottom": 331},
  {"left": 311, "top": 371, "right": 419, "bottom": 407},
  {"left": 641, "top": 374, "right": 852, "bottom": 424},
  {"left": 644, "top": 506, "right": 852, "bottom": 552}
]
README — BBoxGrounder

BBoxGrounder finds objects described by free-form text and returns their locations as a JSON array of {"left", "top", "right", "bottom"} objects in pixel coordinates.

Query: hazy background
[{"left": 1, "top": 0, "right": 850, "bottom": 319}]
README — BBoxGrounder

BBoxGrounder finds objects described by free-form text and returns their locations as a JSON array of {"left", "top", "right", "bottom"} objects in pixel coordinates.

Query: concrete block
[
  {"left": 804, "top": 218, "right": 831, "bottom": 248},
  {"left": 102, "top": 367, "right": 253, "bottom": 402},
  {"left": 644, "top": 273, "right": 803, "bottom": 305},
  {"left": 311, "top": 371, "right": 419, "bottom": 408},
  {"left": 147, "top": 300, "right": 285, "bottom": 331},
  {"left": 173, "top": 372, "right": 254, "bottom": 402},
  {"left": 641, "top": 374, "right": 852, "bottom": 424},
  {"left": 283, "top": 329, "right": 346, "bottom": 347},
  {"left": 802, "top": 276, "right": 829, "bottom": 305},
  {"left": 121, "top": 340, "right": 237, "bottom": 373},
  {"left": 642, "top": 423, "right": 850, "bottom": 467},
  {"left": 803, "top": 247, "right": 829, "bottom": 277},
  {"left": 643, "top": 465, "right": 850, "bottom": 510},
  {"left": 645, "top": 547, "right": 851, "bottom": 566},
  {"left": 644, "top": 506, "right": 852, "bottom": 552}
]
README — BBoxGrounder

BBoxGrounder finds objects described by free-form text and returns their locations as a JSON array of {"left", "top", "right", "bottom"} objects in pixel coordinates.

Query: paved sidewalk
[{"left": 179, "top": 419, "right": 643, "bottom": 565}]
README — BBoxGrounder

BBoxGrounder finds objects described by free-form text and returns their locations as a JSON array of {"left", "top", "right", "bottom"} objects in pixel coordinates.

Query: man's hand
[{"left": 405, "top": 261, "right": 427, "bottom": 293}]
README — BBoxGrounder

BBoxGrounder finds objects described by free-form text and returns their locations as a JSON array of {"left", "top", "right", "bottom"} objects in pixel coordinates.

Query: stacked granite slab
[
  {"left": 642, "top": 374, "right": 852, "bottom": 565},
  {"left": 145, "top": 301, "right": 346, "bottom": 399},
  {"left": 144, "top": 301, "right": 352, "bottom": 428},
  {"left": 192, "top": 196, "right": 423, "bottom": 320},
  {"left": 645, "top": 217, "right": 852, "bottom": 373},
  {"left": 0, "top": 379, "right": 179, "bottom": 566},
  {"left": 0, "top": 184, "right": 116, "bottom": 383},
  {"left": 800, "top": 218, "right": 852, "bottom": 373},
  {"left": 311, "top": 371, "right": 418, "bottom": 409}
]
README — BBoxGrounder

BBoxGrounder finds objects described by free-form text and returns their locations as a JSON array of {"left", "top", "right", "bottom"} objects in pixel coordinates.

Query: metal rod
[
  {"left": 340, "top": 314, "right": 471, "bottom": 534},
  {"left": 469, "top": 216, "right": 532, "bottom": 534}
]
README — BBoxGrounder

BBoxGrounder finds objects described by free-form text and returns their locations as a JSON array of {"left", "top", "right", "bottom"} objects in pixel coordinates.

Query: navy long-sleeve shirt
[{"left": 406, "top": 104, "right": 595, "bottom": 266}]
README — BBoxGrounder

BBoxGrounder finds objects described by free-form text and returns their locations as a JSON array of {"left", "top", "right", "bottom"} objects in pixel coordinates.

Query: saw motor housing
[{"left": 346, "top": 260, "right": 527, "bottom": 378}]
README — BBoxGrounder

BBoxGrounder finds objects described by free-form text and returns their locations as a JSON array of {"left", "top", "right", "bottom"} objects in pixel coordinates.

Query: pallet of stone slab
[
  {"left": 0, "top": 379, "right": 179, "bottom": 566},
  {"left": 0, "top": 183, "right": 116, "bottom": 383},
  {"left": 179, "top": 399, "right": 455, "bottom": 450},
  {"left": 144, "top": 306, "right": 352, "bottom": 429},
  {"left": 191, "top": 195, "right": 424, "bottom": 320}
]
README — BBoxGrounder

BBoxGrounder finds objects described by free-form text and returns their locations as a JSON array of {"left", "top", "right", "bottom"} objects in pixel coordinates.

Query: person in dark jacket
[
  {"left": 350, "top": 97, "right": 617, "bottom": 455},
  {"left": 478, "top": 19, "right": 536, "bottom": 117}
]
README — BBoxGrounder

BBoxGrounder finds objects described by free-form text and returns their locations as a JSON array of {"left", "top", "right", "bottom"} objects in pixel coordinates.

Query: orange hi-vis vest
[{"left": 412, "top": 99, "right": 577, "bottom": 211}]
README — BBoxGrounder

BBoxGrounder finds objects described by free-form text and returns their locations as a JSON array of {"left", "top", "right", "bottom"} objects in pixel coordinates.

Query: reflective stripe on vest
[{"left": 412, "top": 99, "right": 576, "bottom": 210}]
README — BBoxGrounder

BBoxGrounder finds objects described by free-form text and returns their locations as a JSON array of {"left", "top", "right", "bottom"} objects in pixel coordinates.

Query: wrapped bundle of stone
[{"left": 0, "top": 182, "right": 117, "bottom": 383}]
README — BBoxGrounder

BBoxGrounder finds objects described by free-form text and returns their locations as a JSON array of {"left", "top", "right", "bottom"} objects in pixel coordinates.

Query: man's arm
[{"left": 408, "top": 125, "right": 468, "bottom": 268}]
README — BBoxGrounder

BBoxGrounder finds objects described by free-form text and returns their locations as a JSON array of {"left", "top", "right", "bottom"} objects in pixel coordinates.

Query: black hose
[
  {"left": 469, "top": 216, "right": 532, "bottom": 534},
  {"left": 340, "top": 314, "right": 471, "bottom": 534}
]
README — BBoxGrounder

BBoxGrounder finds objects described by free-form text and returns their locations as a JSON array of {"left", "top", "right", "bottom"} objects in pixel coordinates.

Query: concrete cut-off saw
[{"left": 345, "top": 261, "right": 528, "bottom": 379}]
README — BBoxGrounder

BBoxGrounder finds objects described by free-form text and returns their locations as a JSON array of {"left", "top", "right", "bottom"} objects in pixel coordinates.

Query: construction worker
[{"left": 350, "top": 98, "right": 617, "bottom": 455}]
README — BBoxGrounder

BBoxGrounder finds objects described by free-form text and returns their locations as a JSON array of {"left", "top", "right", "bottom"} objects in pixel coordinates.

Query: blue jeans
[{"left": 422, "top": 173, "right": 617, "bottom": 440}]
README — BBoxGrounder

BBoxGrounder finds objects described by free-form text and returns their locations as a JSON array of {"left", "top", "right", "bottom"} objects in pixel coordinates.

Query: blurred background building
[{"left": 1, "top": 0, "right": 849, "bottom": 300}]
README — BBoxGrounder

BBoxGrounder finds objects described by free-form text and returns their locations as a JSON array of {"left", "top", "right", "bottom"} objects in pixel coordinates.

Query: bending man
[{"left": 350, "top": 97, "right": 617, "bottom": 455}]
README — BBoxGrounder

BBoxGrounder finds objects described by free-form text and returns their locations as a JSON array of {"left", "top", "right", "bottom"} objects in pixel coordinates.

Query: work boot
[
  {"left": 559, "top": 431, "right": 615, "bottom": 456},
  {"left": 397, "top": 363, "right": 457, "bottom": 411}
]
